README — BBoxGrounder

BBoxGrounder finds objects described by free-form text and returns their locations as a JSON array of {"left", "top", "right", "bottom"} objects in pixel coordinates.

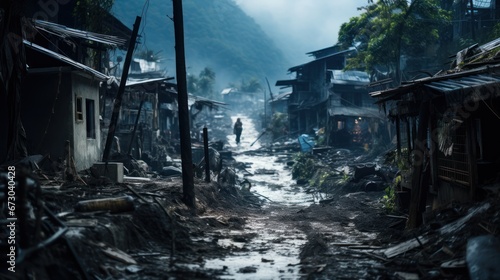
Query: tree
[
  {"left": 198, "top": 67, "right": 216, "bottom": 99},
  {"left": 240, "top": 77, "right": 263, "bottom": 93},
  {"left": 73, "top": 0, "right": 115, "bottom": 69},
  {"left": 187, "top": 67, "right": 216, "bottom": 99},
  {"left": 338, "top": 0, "right": 450, "bottom": 84}
]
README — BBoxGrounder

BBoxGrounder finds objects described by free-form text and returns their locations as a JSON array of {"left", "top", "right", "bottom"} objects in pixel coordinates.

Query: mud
[{"left": 4, "top": 113, "right": 497, "bottom": 280}]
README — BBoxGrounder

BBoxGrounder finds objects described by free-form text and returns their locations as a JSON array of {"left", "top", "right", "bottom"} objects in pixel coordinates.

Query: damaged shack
[
  {"left": 275, "top": 45, "right": 386, "bottom": 148},
  {"left": 371, "top": 38, "right": 500, "bottom": 227}
]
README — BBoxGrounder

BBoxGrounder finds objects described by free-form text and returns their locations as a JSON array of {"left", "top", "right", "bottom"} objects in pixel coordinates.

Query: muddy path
[{"left": 194, "top": 114, "right": 393, "bottom": 279}]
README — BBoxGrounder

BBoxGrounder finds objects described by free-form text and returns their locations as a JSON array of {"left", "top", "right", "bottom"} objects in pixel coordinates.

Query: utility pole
[
  {"left": 102, "top": 16, "right": 141, "bottom": 162},
  {"left": 173, "top": 0, "right": 195, "bottom": 208}
]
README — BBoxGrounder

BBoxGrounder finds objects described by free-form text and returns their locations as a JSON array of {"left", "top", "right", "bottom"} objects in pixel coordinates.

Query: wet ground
[
  {"left": 3, "top": 113, "right": 498, "bottom": 279},
  {"left": 0, "top": 114, "right": 401, "bottom": 279},
  {"left": 186, "top": 114, "right": 392, "bottom": 279}
]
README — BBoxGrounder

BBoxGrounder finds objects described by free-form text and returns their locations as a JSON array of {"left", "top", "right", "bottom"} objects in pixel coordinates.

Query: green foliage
[
  {"left": 112, "top": 0, "right": 290, "bottom": 84},
  {"left": 309, "top": 170, "right": 334, "bottom": 192},
  {"left": 188, "top": 67, "right": 217, "bottom": 99},
  {"left": 384, "top": 148, "right": 410, "bottom": 171},
  {"left": 382, "top": 185, "right": 396, "bottom": 212},
  {"left": 239, "top": 78, "right": 263, "bottom": 93},
  {"left": 74, "top": 0, "right": 114, "bottom": 33},
  {"left": 269, "top": 112, "right": 288, "bottom": 140},
  {"left": 291, "top": 153, "right": 316, "bottom": 181},
  {"left": 338, "top": 0, "right": 451, "bottom": 80}
]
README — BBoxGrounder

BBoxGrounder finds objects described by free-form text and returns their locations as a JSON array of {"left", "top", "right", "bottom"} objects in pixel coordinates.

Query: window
[
  {"left": 85, "top": 99, "right": 96, "bottom": 139},
  {"left": 75, "top": 96, "right": 83, "bottom": 121}
]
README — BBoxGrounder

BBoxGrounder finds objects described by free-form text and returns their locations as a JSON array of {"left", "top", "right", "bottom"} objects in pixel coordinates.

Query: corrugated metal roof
[
  {"left": 328, "top": 106, "right": 384, "bottom": 119},
  {"left": 424, "top": 74, "right": 500, "bottom": 93},
  {"left": 33, "top": 20, "right": 127, "bottom": 47},
  {"left": 24, "top": 40, "right": 109, "bottom": 80},
  {"left": 126, "top": 77, "right": 172, "bottom": 87},
  {"left": 330, "top": 70, "right": 369, "bottom": 82}
]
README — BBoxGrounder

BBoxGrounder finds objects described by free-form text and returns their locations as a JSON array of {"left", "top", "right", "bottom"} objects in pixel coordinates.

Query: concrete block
[{"left": 93, "top": 162, "right": 124, "bottom": 183}]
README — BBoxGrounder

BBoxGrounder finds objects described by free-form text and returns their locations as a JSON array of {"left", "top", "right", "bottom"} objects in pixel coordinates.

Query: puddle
[{"left": 203, "top": 215, "right": 307, "bottom": 279}]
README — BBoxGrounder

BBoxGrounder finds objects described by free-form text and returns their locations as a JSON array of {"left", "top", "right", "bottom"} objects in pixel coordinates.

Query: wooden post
[
  {"left": 466, "top": 119, "right": 478, "bottom": 200},
  {"left": 396, "top": 117, "right": 401, "bottom": 158},
  {"left": 407, "top": 100, "right": 430, "bottom": 229},
  {"left": 102, "top": 16, "right": 141, "bottom": 162},
  {"left": 173, "top": 0, "right": 195, "bottom": 208},
  {"left": 406, "top": 118, "right": 412, "bottom": 162},
  {"left": 203, "top": 127, "right": 210, "bottom": 182},
  {"left": 127, "top": 93, "right": 146, "bottom": 156}
]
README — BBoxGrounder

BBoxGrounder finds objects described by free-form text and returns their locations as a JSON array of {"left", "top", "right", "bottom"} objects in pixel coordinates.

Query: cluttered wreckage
[
  {"left": 1, "top": 1, "right": 500, "bottom": 278},
  {"left": 0, "top": 4, "right": 234, "bottom": 278}
]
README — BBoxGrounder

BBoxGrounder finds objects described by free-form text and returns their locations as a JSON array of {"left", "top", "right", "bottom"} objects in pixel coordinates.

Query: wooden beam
[
  {"left": 173, "top": 0, "right": 195, "bottom": 208},
  {"left": 102, "top": 16, "right": 141, "bottom": 162}
]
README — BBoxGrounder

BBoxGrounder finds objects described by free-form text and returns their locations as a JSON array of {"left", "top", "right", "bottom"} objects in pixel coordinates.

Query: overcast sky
[{"left": 234, "top": 0, "right": 368, "bottom": 66}]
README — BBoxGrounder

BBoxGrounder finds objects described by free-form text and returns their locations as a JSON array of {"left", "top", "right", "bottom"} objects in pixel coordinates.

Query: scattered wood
[
  {"left": 129, "top": 252, "right": 162, "bottom": 257},
  {"left": 362, "top": 251, "right": 389, "bottom": 262},
  {"left": 124, "top": 176, "right": 151, "bottom": 182},
  {"left": 348, "top": 245, "right": 383, "bottom": 250},
  {"left": 102, "top": 247, "right": 137, "bottom": 265},
  {"left": 382, "top": 235, "right": 431, "bottom": 258},
  {"left": 331, "top": 242, "right": 363, "bottom": 247},
  {"left": 316, "top": 264, "right": 327, "bottom": 273},
  {"left": 65, "top": 219, "right": 98, "bottom": 227},
  {"left": 382, "top": 203, "right": 491, "bottom": 259},
  {"left": 124, "top": 184, "right": 149, "bottom": 202},
  {"left": 393, "top": 271, "right": 419, "bottom": 280},
  {"left": 386, "top": 215, "right": 408, "bottom": 220},
  {"left": 251, "top": 191, "right": 273, "bottom": 202}
]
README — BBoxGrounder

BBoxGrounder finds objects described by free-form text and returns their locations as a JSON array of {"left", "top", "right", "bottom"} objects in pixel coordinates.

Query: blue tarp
[{"left": 298, "top": 134, "right": 315, "bottom": 152}]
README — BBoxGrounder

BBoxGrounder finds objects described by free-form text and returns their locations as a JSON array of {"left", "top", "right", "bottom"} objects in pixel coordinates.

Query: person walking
[{"left": 233, "top": 118, "right": 243, "bottom": 144}]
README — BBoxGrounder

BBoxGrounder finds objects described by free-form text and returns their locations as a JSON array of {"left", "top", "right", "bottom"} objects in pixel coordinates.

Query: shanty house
[
  {"left": 276, "top": 46, "right": 354, "bottom": 136},
  {"left": 275, "top": 46, "right": 384, "bottom": 147},
  {"left": 371, "top": 38, "right": 500, "bottom": 227},
  {"left": 327, "top": 70, "right": 385, "bottom": 148},
  {"left": 18, "top": 41, "right": 108, "bottom": 171}
]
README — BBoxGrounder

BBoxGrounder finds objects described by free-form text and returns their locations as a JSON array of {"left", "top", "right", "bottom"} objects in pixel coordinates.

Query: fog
[{"left": 234, "top": 0, "right": 368, "bottom": 66}]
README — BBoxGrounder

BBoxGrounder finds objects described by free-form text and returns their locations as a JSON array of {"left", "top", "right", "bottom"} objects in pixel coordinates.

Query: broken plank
[
  {"left": 382, "top": 235, "right": 431, "bottom": 259},
  {"left": 102, "top": 247, "right": 137, "bottom": 265}
]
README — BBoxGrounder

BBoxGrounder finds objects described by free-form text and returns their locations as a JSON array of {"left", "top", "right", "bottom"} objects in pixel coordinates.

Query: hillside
[{"left": 111, "top": 0, "right": 291, "bottom": 89}]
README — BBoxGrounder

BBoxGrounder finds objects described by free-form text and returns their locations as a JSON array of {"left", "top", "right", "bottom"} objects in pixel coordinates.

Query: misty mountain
[{"left": 111, "top": 0, "right": 291, "bottom": 88}]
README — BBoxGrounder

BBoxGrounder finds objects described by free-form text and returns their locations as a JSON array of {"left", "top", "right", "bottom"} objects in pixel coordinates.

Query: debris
[
  {"left": 124, "top": 184, "right": 149, "bottom": 202},
  {"left": 126, "top": 265, "right": 143, "bottom": 273},
  {"left": 382, "top": 235, "right": 431, "bottom": 258},
  {"left": 160, "top": 166, "right": 182, "bottom": 176},
  {"left": 440, "top": 258, "right": 467, "bottom": 270},
  {"left": 394, "top": 271, "right": 419, "bottom": 280},
  {"left": 102, "top": 247, "right": 137, "bottom": 265},
  {"left": 382, "top": 203, "right": 491, "bottom": 258},
  {"left": 74, "top": 196, "right": 135, "bottom": 213},
  {"left": 238, "top": 266, "right": 257, "bottom": 273},
  {"left": 65, "top": 219, "right": 99, "bottom": 227}
]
